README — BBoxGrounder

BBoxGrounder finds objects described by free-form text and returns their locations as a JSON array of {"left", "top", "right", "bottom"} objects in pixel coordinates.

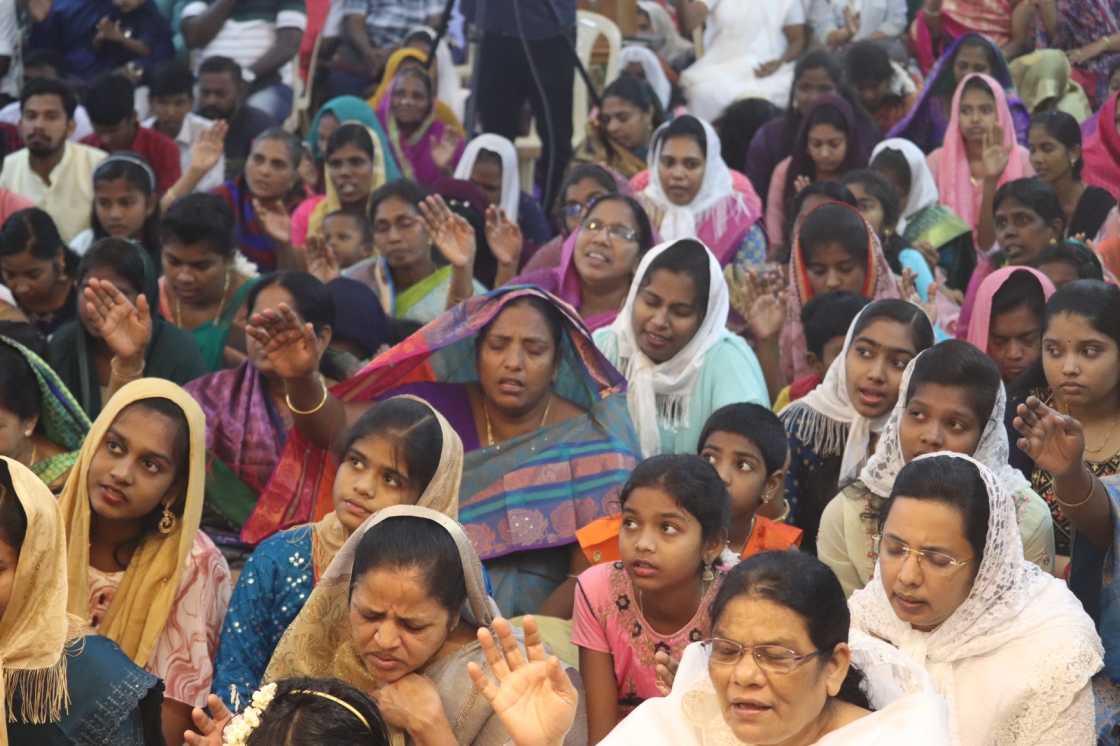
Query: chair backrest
[{"left": 574, "top": 11, "right": 622, "bottom": 148}]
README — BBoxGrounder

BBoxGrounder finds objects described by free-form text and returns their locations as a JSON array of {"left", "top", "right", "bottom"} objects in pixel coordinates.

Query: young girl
[
  {"left": 1029, "top": 110, "right": 1114, "bottom": 239},
  {"left": 573, "top": 454, "right": 728, "bottom": 743},
  {"left": 965, "top": 266, "right": 1055, "bottom": 385},
  {"left": 213, "top": 396, "right": 464, "bottom": 709},
  {"left": 818, "top": 340, "right": 1055, "bottom": 597},
  {"left": 70, "top": 154, "right": 160, "bottom": 259},
  {"left": 780, "top": 299, "right": 934, "bottom": 553},
  {"left": 59, "top": 379, "right": 232, "bottom": 745}
]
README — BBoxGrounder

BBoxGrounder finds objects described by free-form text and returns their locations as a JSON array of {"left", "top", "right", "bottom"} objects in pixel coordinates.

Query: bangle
[
  {"left": 110, "top": 356, "right": 144, "bottom": 379},
  {"left": 1056, "top": 471, "right": 1097, "bottom": 509},
  {"left": 285, "top": 375, "right": 328, "bottom": 416}
]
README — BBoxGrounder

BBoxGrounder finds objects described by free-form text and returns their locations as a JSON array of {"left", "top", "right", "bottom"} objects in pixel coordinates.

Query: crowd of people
[{"left": 0, "top": 0, "right": 1119, "bottom": 743}]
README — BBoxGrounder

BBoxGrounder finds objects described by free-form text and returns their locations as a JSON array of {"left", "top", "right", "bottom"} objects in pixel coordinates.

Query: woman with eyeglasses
[
  {"left": 466, "top": 550, "right": 951, "bottom": 746},
  {"left": 521, "top": 165, "right": 623, "bottom": 275},
  {"left": 849, "top": 453, "right": 1101, "bottom": 744},
  {"left": 512, "top": 194, "right": 654, "bottom": 331}
]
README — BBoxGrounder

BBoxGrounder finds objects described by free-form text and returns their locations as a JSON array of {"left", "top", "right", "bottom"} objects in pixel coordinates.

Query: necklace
[
  {"left": 21, "top": 442, "right": 37, "bottom": 468},
  {"left": 1084, "top": 415, "right": 1120, "bottom": 457},
  {"left": 483, "top": 394, "right": 553, "bottom": 448},
  {"left": 174, "top": 271, "right": 232, "bottom": 328}
]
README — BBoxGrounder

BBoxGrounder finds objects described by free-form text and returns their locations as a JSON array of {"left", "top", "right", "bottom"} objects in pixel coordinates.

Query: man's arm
[
  {"left": 250, "top": 25, "right": 303, "bottom": 80},
  {"left": 180, "top": 0, "right": 236, "bottom": 49}
]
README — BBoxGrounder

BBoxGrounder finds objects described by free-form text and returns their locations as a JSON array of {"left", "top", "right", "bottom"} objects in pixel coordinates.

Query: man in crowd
[
  {"left": 194, "top": 55, "right": 276, "bottom": 180},
  {"left": 0, "top": 50, "right": 93, "bottom": 140},
  {"left": 331, "top": 0, "right": 443, "bottom": 97},
  {"left": 144, "top": 59, "right": 225, "bottom": 194}
]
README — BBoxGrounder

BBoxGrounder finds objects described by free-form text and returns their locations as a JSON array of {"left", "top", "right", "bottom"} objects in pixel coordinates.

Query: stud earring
[{"left": 158, "top": 504, "right": 177, "bottom": 535}]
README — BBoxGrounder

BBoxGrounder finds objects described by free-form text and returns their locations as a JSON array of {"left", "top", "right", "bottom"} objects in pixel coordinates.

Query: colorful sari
[
  {"left": 375, "top": 66, "right": 465, "bottom": 189},
  {"left": 367, "top": 48, "right": 466, "bottom": 135},
  {"left": 212, "top": 178, "right": 302, "bottom": 272},
  {"left": 158, "top": 276, "right": 259, "bottom": 373},
  {"left": 909, "top": 0, "right": 1013, "bottom": 73},
  {"left": 1083, "top": 92, "right": 1120, "bottom": 201},
  {"left": 889, "top": 33, "right": 1031, "bottom": 152}
]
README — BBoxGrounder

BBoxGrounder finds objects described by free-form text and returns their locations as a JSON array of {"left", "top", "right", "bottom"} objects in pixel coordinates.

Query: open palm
[
  {"left": 83, "top": 278, "right": 151, "bottom": 361},
  {"left": 191, "top": 120, "right": 228, "bottom": 174},
  {"left": 253, "top": 197, "right": 293, "bottom": 246},
  {"left": 419, "top": 194, "right": 476, "bottom": 268},
  {"left": 485, "top": 205, "right": 523, "bottom": 267},
  {"left": 245, "top": 303, "right": 321, "bottom": 380},
  {"left": 980, "top": 125, "right": 1011, "bottom": 180},
  {"left": 1013, "top": 396, "right": 1086, "bottom": 477}
]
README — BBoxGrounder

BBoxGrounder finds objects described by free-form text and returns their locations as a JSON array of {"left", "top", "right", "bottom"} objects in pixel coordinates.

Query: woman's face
[
  {"left": 631, "top": 268, "right": 702, "bottom": 363},
  {"left": 247, "top": 284, "right": 329, "bottom": 376},
  {"left": 952, "top": 44, "right": 993, "bottom": 84},
  {"left": 846, "top": 182, "right": 885, "bottom": 236},
  {"left": 701, "top": 431, "right": 776, "bottom": 521},
  {"left": 1028, "top": 126, "right": 1077, "bottom": 184},
  {"left": 94, "top": 177, "right": 154, "bottom": 240},
  {"left": 161, "top": 239, "right": 229, "bottom": 307},
  {"left": 349, "top": 565, "right": 456, "bottom": 685},
  {"left": 391, "top": 74, "right": 431, "bottom": 128},
  {"left": 317, "top": 112, "right": 340, "bottom": 151},
  {"left": 804, "top": 242, "right": 866, "bottom": 297},
  {"left": 806, "top": 123, "right": 847, "bottom": 177},
  {"left": 993, "top": 197, "right": 1060, "bottom": 265},
  {"left": 0, "top": 249, "right": 66, "bottom": 313},
  {"left": 1037, "top": 259, "right": 1080, "bottom": 289},
  {"left": 602, "top": 95, "right": 651, "bottom": 152},
  {"left": 326, "top": 142, "right": 375, "bottom": 207},
  {"left": 987, "top": 302, "right": 1043, "bottom": 383},
  {"left": 85, "top": 404, "right": 182, "bottom": 523},
  {"left": 560, "top": 178, "right": 612, "bottom": 235},
  {"left": 708, "top": 596, "right": 849, "bottom": 745},
  {"left": 333, "top": 434, "right": 425, "bottom": 533},
  {"left": 793, "top": 67, "right": 837, "bottom": 114},
  {"left": 878, "top": 497, "right": 978, "bottom": 631},
  {"left": 373, "top": 197, "right": 430, "bottom": 271},
  {"left": 477, "top": 302, "right": 559, "bottom": 418},
  {"left": 958, "top": 86, "right": 998, "bottom": 146},
  {"left": 657, "top": 135, "right": 705, "bottom": 206},
  {"left": 0, "top": 404, "right": 34, "bottom": 462},
  {"left": 844, "top": 319, "right": 920, "bottom": 418},
  {"left": 246, "top": 138, "right": 296, "bottom": 200},
  {"left": 899, "top": 383, "right": 986, "bottom": 462},
  {"left": 469, "top": 158, "right": 503, "bottom": 207},
  {"left": 573, "top": 199, "right": 642, "bottom": 289},
  {"left": 1043, "top": 311, "right": 1120, "bottom": 412}
]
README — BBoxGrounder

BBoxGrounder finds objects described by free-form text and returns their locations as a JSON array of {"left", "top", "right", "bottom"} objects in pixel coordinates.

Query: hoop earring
[{"left": 158, "top": 504, "right": 177, "bottom": 535}]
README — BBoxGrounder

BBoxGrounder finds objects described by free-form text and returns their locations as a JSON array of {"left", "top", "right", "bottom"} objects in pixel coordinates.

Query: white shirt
[
  {"left": 0, "top": 141, "right": 106, "bottom": 242},
  {"left": 0, "top": 101, "right": 94, "bottom": 141},
  {"left": 180, "top": 3, "right": 307, "bottom": 88},
  {"left": 0, "top": 0, "right": 19, "bottom": 98},
  {"left": 142, "top": 111, "right": 225, "bottom": 193}
]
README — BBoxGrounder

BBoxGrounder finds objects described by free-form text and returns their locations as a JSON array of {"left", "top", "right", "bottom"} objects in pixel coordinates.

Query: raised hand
[
  {"left": 245, "top": 302, "right": 321, "bottom": 381},
  {"left": 189, "top": 120, "right": 228, "bottom": 174},
  {"left": 467, "top": 616, "right": 578, "bottom": 746},
  {"left": 83, "top": 278, "right": 152, "bottom": 363},
  {"left": 305, "top": 235, "right": 340, "bottom": 284},
  {"left": 843, "top": 6, "right": 861, "bottom": 37},
  {"left": 748, "top": 284, "right": 787, "bottom": 342},
  {"left": 419, "top": 194, "right": 476, "bottom": 269},
  {"left": 431, "top": 129, "right": 462, "bottom": 173},
  {"left": 793, "top": 174, "right": 812, "bottom": 194},
  {"left": 1014, "top": 396, "right": 1086, "bottom": 479},
  {"left": 980, "top": 125, "right": 1012, "bottom": 181},
  {"left": 485, "top": 205, "right": 524, "bottom": 268},
  {"left": 183, "top": 694, "right": 233, "bottom": 746},
  {"left": 913, "top": 239, "right": 939, "bottom": 272},
  {"left": 754, "top": 59, "right": 782, "bottom": 78},
  {"left": 253, "top": 197, "right": 293, "bottom": 247}
]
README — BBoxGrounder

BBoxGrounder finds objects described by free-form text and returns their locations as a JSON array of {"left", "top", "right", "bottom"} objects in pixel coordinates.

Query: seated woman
[
  {"left": 844, "top": 40, "right": 919, "bottom": 135},
  {"left": 619, "top": 44, "right": 674, "bottom": 111},
  {"left": 573, "top": 76, "right": 663, "bottom": 181},
  {"left": 263, "top": 505, "right": 587, "bottom": 744},
  {"left": 243, "top": 285, "right": 641, "bottom": 617},
  {"left": 766, "top": 95, "right": 876, "bottom": 251},
  {"left": 0, "top": 208, "right": 79, "bottom": 337},
  {"left": 212, "top": 396, "right": 464, "bottom": 709},
  {"left": 48, "top": 239, "right": 207, "bottom": 419},
  {"left": 455, "top": 134, "right": 552, "bottom": 249},
  {"left": 521, "top": 164, "right": 622, "bottom": 274},
  {"left": 59, "top": 379, "right": 233, "bottom": 746},
  {"left": 849, "top": 453, "right": 1101, "bottom": 743},
  {"left": 780, "top": 300, "right": 935, "bottom": 553},
  {"left": 1081, "top": 88, "right": 1120, "bottom": 200},
  {"left": 367, "top": 47, "right": 465, "bottom": 138},
  {"left": 159, "top": 194, "right": 258, "bottom": 372},
  {"left": 305, "top": 94, "right": 399, "bottom": 181},
  {"left": 0, "top": 333, "right": 89, "bottom": 491},
  {"left": 183, "top": 271, "right": 334, "bottom": 561},
  {"left": 1029, "top": 111, "right": 1114, "bottom": 239},
  {"left": 637, "top": 116, "right": 765, "bottom": 268},
  {"left": 594, "top": 239, "right": 768, "bottom": 457},
  {"left": 892, "top": 32, "right": 1031, "bottom": 150},
  {"left": 213, "top": 127, "right": 304, "bottom": 273},
  {"left": 636, "top": 2, "right": 693, "bottom": 71},
  {"left": 1032, "top": 0, "right": 1120, "bottom": 104},
  {"left": 376, "top": 66, "right": 464, "bottom": 189},
  {"left": 964, "top": 267, "right": 1055, "bottom": 385},
  {"left": 0, "top": 456, "right": 164, "bottom": 745},
  {"left": 343, "top": 182, "right": 486, "bottom": 324},
  {"left": 780, "top": 201, "right": 902, "bottom": 382},
  {"left": 513, "top": 193, "right": 654, "bottom": 331},
  {"left": 819, "top": 341, "right": 1055, "bottom": 599},
  {"left": 69, "top": 154, "right": 161, "bottom": 260},
  {"left": 871, "top": 139, "right": 975, "bottom": 294}
]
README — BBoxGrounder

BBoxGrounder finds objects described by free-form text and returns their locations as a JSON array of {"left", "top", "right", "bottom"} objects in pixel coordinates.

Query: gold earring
[
  {"left": 702, "top": 561, "right": 716, "bottom": 584},
  {"left": 158, "top": 504, "right": 177, "bottom": 535}
]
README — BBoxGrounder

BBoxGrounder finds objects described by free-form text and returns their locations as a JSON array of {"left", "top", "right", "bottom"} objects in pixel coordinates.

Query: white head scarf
[
  {"left": 860, "top": 346, "right": 1032, "bottom": 499},
  {"left": 871, "top": 138, "right": 939, "bottom": 234},
  {"left": 607, "top": 239, "right": 730, "bottom": 457},
  {"left": 618, "top": 45, "right": 672, "bottom": 110},
  {"left": 642, "top": 116, "right": 736, "bottom": 243},
  {"left": 454, "top": 133, "right": 520, "bottom": 221},
  {"left": 635, "top": 1, "right": 694, "bottom": 65}
]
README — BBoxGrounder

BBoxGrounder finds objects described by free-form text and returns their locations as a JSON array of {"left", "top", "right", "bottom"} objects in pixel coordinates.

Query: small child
[
  {"left": 698, "top": 403, "right": 802, "bottom": 563},
  {"left": 773, "top": 290, "right": 867, "bottom": 411},
  {"left": 322, "top": 210, "right": 374, "bottom": 270},
  {"left": 572, "top": 454, "right": 727, "bottom": 742}
]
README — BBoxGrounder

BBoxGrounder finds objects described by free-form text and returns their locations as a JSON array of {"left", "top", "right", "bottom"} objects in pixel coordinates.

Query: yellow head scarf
[
  {"left": 306, "top": 122, "right": 394, "bottom": 243},
  {"left": 369, "top": 48, "right": 465, "bottom": 136},
  {"left": 0, "top": 457, "right": 72, "bottom": 743},
  {"left": 58, "top": 378, "right": 206, "bottom": 668}
]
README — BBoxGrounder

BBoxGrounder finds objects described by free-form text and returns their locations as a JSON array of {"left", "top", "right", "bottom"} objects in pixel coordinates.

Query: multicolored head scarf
[{"left": 244, "top": 286, "right": 641, "bottom": 560}]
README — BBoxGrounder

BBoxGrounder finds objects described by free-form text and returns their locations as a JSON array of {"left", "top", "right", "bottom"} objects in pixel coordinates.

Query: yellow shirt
[{"left": 0, "top": 142, "right": 106, "bottom": 242}]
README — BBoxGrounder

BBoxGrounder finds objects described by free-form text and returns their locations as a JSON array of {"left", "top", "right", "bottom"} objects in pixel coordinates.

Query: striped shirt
[
  {"left": 342, "top": 0, "right": 442, "bottom": 48},
  {"left": 181, "top": 0, "right": 306, "bottom": 86}
]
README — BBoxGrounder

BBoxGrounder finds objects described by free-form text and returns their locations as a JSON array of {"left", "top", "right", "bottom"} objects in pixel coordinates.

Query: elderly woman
[{"left": 376, "top": 65, "right": 465, "bottom": 189}]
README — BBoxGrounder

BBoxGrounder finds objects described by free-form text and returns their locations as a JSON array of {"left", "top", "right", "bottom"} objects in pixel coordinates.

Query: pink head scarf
[
  {"left": 936, "top": 72, "right": 1031, "bottom": 231},
  {"left": 964, "top": 266, "right": 1056, "bottom": 353}
]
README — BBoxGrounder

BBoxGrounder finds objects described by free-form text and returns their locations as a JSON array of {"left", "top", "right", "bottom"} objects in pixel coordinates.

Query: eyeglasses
[
  {"left": 561, "top": 201, "right": 586, "bottom": 220},
  {"left": 706, "top": 637, "right": 824, "bottom": 674},
  {"left": 873, "top": 535, "right": 972, "bottom": 574},
  {"left": 583, "top": 218, "right": 638, "bottom": 243}
]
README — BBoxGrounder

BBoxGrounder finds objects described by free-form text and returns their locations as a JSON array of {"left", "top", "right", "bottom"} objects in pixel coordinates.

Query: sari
[
  {"left": 1083, "top": 92, "right": 1120, "bottom": 201},
  {"left": 779, "top": 201, "right": 901, "bottom": 382},
  {"left": 909, "top": 0, "right": 1013, "bottom": 73},
  {"left": 0, "top": 336, "right": 89, "bottom": 490},
  {"left": 889, "top": 33, "right": 1031, "bottom": 152},
  {"left": 367, "top": 48, "right": 466, "bottom": 135},
  {"left": 157, "top": 276, "right": 258, "bottom": 373},
  {"left": 514, "top": 229, "right": 624, "bottom": 332},
  {"left": 850, "top": 454, "right": 1102, "bottom": 744},
  {"left": 213, "top": 396, "right": 463, "bottom": 709},
  {"left": 212, "top": 178, "right": 303, "bottom": 272}
]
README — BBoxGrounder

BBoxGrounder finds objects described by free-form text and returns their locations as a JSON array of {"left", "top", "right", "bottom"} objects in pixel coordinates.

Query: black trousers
[{"left": 475, "top": 30, "right": 575, "bottom": 211}]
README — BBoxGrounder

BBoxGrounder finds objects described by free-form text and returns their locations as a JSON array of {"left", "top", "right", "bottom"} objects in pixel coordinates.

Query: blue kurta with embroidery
[{"left": 212, "top": 526, "right": 315, "bottom": 709}]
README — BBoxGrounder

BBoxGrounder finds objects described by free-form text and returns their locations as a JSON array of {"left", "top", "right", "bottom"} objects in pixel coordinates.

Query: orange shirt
[{"left": 577, "top": 514, "right": 803, "bottom": 565}]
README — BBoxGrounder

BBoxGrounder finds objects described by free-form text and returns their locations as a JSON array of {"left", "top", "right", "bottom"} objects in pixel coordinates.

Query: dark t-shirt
[
  {"left": 462, "top": 0, "right": 576, "bottom": 39},
  {"left": 224, "top": 104, "right": 279, "bottom": 181}
]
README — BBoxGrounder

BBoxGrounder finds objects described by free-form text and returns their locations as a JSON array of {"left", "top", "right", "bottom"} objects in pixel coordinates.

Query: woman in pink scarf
[
  {"left": 1082, "top": 91, "right": 1120, "bottom": 200},
  {"left": 928, "top": 72, "right": 1034, "bottom": 255},
  {"left": 964, "top": 266, "right": 1056, "bottom": 383}
]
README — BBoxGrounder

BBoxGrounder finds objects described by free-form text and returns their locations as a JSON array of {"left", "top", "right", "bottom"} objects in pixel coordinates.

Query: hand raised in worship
[
  {"left": 1013, "top": 396, "right": 1087, "bottom": 479},
  {"left": 485, "top": 205, "right": 524, "bottom": 268},
  {"left": 183, "top": 693, "right": 233, "bottom": 746},
  {"left": 189, "top": 120, "right": 228, "bottom": 174},
  {"left": 754, "top": 59, "right": 783, "bottom": 78},
  {"left": 654, "top": 648, "right": 679, "bottom": 696},
  {"left": 245, "top": 301, "right": 321, "bottom": 381},
  {"left": 305, "top": 235, "right": 341, "bottom": 284},
  {"left": 252, "top": 197, "right": 293, "bottom": 247},
  {"left": 431, "top": 129, "right": 462, "bottom": 173},
  {"left": 793, "top": 174, "right": 812, "bottom": 194},
  {"left": 371, "top": 672, "right": 448, "bottom": 735},
  {"left": 83, "top": 277, "right": 152, "bottom": 363},
  {"left": 467, "top": 616, "right": 579, "bottom": 746},
  {"left": 980, "top": 125, "right": 1012, "bottom": 181},
  {"left": 419, "top": 194, "right": 477, "bottom": 269},
  {"left": 747, "top": 281, "right": 788, "bottom": 343}
]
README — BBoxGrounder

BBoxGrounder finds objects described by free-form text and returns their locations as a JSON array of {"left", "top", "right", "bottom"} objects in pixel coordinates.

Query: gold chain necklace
[
  {"left": 174, "top": 271, "right": 231, "bottom": 328},
  {"left": 484, "top": 394, "right": 553, "bottom": 447},
  {"left": 1084, "top": 416, "right": 1120, "bottom": 457}
]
